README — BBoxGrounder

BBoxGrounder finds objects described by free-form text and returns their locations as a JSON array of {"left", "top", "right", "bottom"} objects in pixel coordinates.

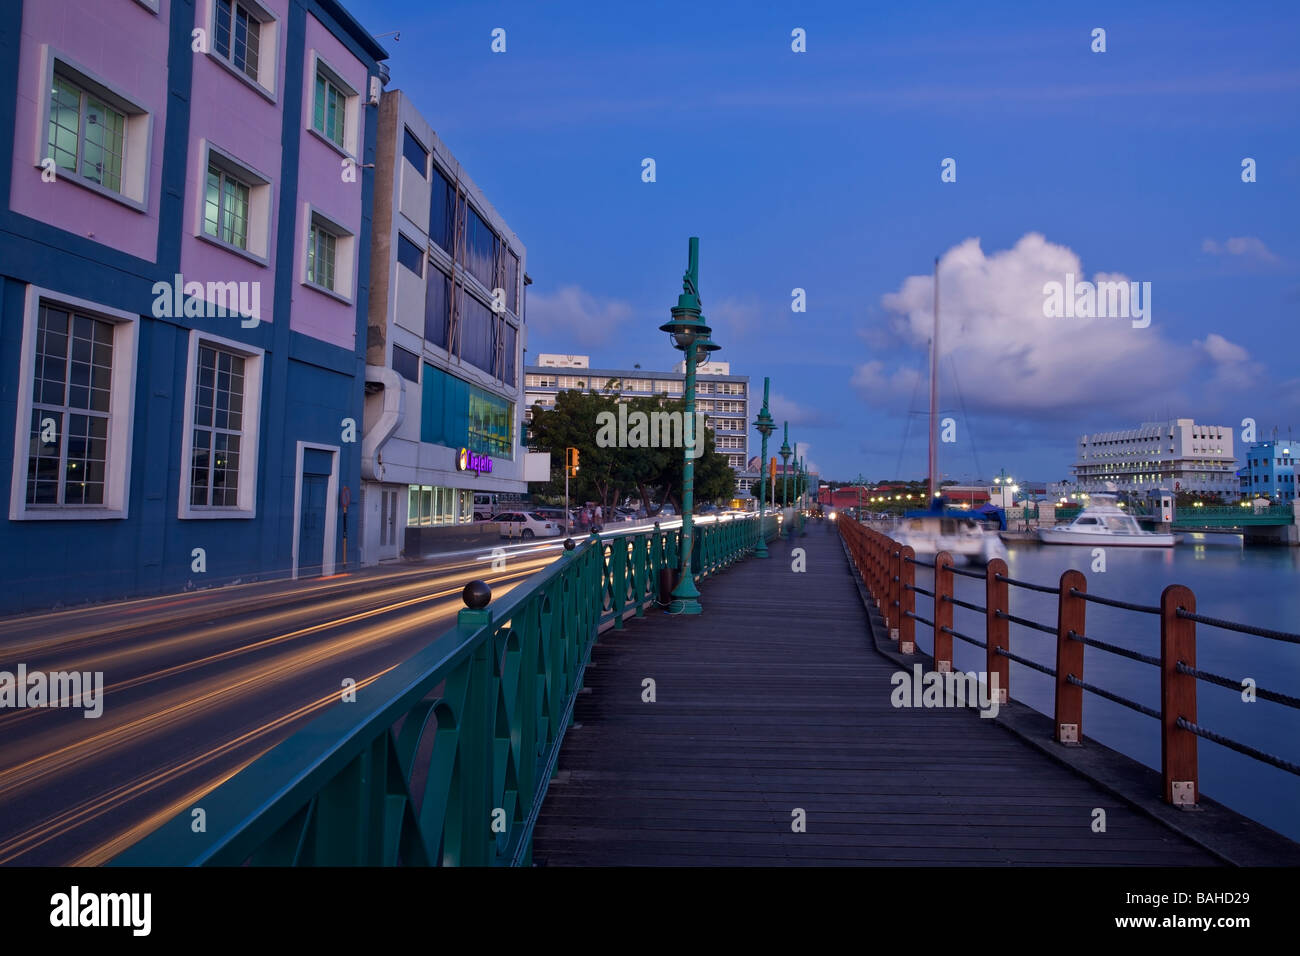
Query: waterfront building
[
  {"left": 0, "top": 0, "right": 386, "bottom": 611},
  {"left": 1238, "top": 439, "right": 1297, "bottom": 502},
  {"left": 359, "top": 90, "right": 530, "bottom": 564},
  {"left": 1072, "top": 419, "right": 1237, "bottom": 496},
  {"left": 524, "top": 353, "right": 751, "bottom": 473}
]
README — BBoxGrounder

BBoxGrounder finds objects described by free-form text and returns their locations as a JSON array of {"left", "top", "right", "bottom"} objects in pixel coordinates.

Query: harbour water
[{"left": 912, "top": 535, "right": 1300, "bottom": 843}]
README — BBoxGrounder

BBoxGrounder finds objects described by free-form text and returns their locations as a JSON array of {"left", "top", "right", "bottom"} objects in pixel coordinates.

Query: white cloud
[
  {"left": 854, "top": 233, "right": 1258, "bottom": 419},
  {"left": 526, "top": 285, "right": 635, "bottom": 348},
  {"left": 770, "top": 391, "right": 831, "bottom": 428},
  {"left": 1201, "top": 236, "right": 1280, "bottom": 264}
]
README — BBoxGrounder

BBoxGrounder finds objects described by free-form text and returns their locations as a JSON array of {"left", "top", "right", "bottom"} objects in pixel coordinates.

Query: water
[{"left": 911, "top": 535, "right": 1300, "bottom": 843}]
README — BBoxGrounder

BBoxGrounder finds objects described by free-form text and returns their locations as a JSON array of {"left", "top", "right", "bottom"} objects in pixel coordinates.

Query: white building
[
  {"left": 360, "top": 90, "right": 531, "bottom": 564},
  {"left": 1072, "top": 418, "right": 1237, "bottom": 496},
  {"left": 523, "top": 354, "right": 751, "bottom": 472}
]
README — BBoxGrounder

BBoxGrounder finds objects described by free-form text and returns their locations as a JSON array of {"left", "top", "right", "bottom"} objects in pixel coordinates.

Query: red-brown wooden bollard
[
  {"left": 1160, "top": 584, "right": 1199, "bottom": 807},
  {"left": 1053, "top": 570, "right": 1087, "bottom": 745},
  {"left": 933, "top": 551, "right": 954, "bottom": 672},
  {"left": 984, "top": 558, "right": 1009, "bottom": 705},
  {"left": 888, "top": 542, "right": 901, "bottom": 638},
  {"left": 898, "top": 546, "right": 916, "bottom": 654}
]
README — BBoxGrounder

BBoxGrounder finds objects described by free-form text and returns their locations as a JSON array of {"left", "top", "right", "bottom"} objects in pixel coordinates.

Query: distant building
[
  {"left": 1238, "top": 440, "right": 1297, "bottom": 502},
  {"left": 1073, "top": 419, "right": 1236, "bottom": 496},
  {"left": 524, "top": 354, "right": 750, "bottom": 473}
]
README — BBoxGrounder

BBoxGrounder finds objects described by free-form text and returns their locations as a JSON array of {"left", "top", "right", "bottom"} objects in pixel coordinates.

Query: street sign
[{"left": 340, "top": 485, "right": 351, "bottom": 510}]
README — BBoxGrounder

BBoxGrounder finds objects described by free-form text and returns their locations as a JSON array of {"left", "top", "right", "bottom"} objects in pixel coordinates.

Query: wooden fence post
[
  {"left": 1161, "top": 585, "right": 1199, "bottom": 807},
  {"left": 1054, "top": 570, "right": 1087, "bottom": 745},
  {"left": 933, "top": 551, "right": 954, "bottom": 672},
  {"left": 985, "top": 558, "right": 1009, "bottom": 705},
  {"left": 898, "top": 546, "right": 916, "bottom": 654}
]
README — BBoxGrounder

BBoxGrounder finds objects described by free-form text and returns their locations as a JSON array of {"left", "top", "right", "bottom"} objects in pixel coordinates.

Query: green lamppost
[
  {"left": 780, "top": 428, "right": 793, "bottom": 539},
  {"left": 753, "top": 377, "right": 776, "bottom": 559},
  {"left": 659, "top": 237, "right": 715, "bottom": 616},
  {"left": 855, "top": 472, "right": 868, "bottom": 519},
  {"left": 798, "top": 453, "right": 807, "bottom": 535}
]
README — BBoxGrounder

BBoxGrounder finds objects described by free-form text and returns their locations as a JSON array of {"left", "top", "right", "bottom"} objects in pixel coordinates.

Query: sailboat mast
[{"left": 929, "top": 256, "right": 939, "bottom": 506}]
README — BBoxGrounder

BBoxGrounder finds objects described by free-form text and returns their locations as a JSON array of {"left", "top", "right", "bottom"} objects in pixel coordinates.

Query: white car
[{"left": 492, "top": 511, "right": 562, "bottom": 539}]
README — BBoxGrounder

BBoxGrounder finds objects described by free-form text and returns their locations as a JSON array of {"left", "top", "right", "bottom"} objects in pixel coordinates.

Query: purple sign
[{"left": 458, "top": 448, "right": 493, "bottom": 476}]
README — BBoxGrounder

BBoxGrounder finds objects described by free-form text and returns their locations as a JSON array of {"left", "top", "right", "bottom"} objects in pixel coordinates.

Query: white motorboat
[
  {"left": 1038, "top": 496, "right": 1174, "bottom": 547},
  {"left": 897, "top": 512, "right": 1009, "bottom": 564}
]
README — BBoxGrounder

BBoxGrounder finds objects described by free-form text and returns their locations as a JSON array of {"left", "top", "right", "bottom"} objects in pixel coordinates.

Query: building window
[
  {"left": 425, "top": 268, "right": 450, "bottom": 348},
  {"left": 402, "top": 127, "right": 428, "bottom": 178},
  {"left": 48, "top": 75, "right": 125, "bottom": 194},
  {"left": 307, "top": 221, "right": 337, "bottom": 290},
  {"left": 429, "top": 163, "right": 455, "bottom": 254},
  {"left": 314, "top": 71, "right": 346, "bottom": 149},
  {"left": 189, "top": 345, "right": 246, "bottom": 508},
  {"left": 397, "top": 233, "right": 424, "bottom": 277},
  {"left": 204, "top": 161, "right": 251, "bottom": 250},
  {"left": 420, "top": 364, "right": 514, "bottom": 460},
  {"left": 12, "top": 291, "right": 138, "bottom": 521},
  {"left": 214, "top": 0, "right": 262, "bottom": 83},
  {"left": 26, "top": 306, "right": 114, "bottom": 506},
  {"left": 393, "top": 345, "right": 420, "bottom": 383}
]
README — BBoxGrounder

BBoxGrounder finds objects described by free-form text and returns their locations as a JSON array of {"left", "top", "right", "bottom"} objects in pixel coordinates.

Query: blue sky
[{"left": 345, "top": 0, "right": 1300, "bottom": 482}]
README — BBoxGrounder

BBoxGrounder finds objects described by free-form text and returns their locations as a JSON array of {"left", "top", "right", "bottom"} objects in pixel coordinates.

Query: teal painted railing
[
  {"left": 111, "top": 515, "right": 777, "bottom": 867},
  {"left": 1173, "top": 505, "right": 1295, "bottom": 527}
]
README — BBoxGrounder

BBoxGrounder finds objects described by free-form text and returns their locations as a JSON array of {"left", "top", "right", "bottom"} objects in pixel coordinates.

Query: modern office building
[
  {"left": 523, "top": 353, "right": 751, "bottom": 472},
  {"left": 359, "top": 89, "right": 530, "bottom": 564},
  {"left": 0, "top": 0, "right": 387, "bottom": 611},
  {"left": 1238, "top": 439, "right": 1297, "bottom": 501},
  {"left": 1072, "top": 419, "right": 1237, "bottom": 496}
]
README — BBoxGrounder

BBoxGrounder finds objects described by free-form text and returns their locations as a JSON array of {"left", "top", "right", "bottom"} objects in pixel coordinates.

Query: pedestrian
[{"left": 594, "top": 504, "right": 603, "bottom": 529}]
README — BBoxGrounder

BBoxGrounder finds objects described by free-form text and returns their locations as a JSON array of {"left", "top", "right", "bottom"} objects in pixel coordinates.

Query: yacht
[
  {"left": 891, "top": 257, "right": 1008, "bottom": 566},
  {"left": 1037, "top": 495, "right": 1175, "bottom": 547}
]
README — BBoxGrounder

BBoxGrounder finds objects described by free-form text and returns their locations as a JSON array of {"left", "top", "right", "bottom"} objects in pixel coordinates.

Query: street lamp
[
  {"left": 855, "top": 472, "right": 867, "bottom": 519},
  {"left": 753, "top": 377, "right": 776, "bottom": 559},
  {"left": 658, "top": 236, "right": 715, "bottom": 616},
  {"left": 779, "top": 423, "right": 791, "bottom": 538}
]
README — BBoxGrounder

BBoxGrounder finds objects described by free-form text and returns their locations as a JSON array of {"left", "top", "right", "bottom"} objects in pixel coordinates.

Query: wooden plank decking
[{"left": 531, "top": 522, "right": 1219, "bottom": 866}]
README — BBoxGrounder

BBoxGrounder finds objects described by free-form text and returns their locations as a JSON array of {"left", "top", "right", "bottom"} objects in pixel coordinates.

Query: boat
[
  {"left": 1037, "top": 495, "right": 1175, "bottom": 547},
  {"left": 893, "top": 257, "right": 1008, "bottom": 565}
]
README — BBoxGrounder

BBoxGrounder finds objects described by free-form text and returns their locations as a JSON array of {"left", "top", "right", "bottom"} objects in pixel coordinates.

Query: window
[
  {"left": 397, "top": 233, "right": 424, "bottom": 277},
  {"left": 459, "top": 291, "right": 495, "bottom": 374},
  {"left": 425, "top": 268, "right": 450, "bottom": 348},
  {"left": 393, "top": 345, "right": 420, "bottom": 383},
  {"left": 429, "top": 164, "right": 455, "bottom": 253},
  {"left": 464, "top": 203, "right": 497, "bottom": 290},
  {"left": 421, "top": 364, "right": 514, "bottom": 460},
  {"left": 204, "top": 161, "right": 251, "bottom": 249},
  {"left": 12, "top": 291, "right": 138, "bottom": 521},
  {"left": 307, "top": 221, "right": 337, "bottom": 290},
  {"left": 189, "top": 345, "right": 246, "bottom": 508},
  {"left": 313, "top": 71, "right": 346, "bottom": 148},
  {"left": 214, "top": 0, "right": 262, "bottom": 83},
  {"left": 403, "top": 128, "right": 428, "bottom": 178},
  {"left": 48, "top": 74, "right": 125, "bottom": 193}
]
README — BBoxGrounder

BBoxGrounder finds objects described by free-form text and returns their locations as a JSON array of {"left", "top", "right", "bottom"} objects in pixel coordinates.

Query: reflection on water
[{"left": 913, "top": 534, "right": 1300, "bottom": 843}]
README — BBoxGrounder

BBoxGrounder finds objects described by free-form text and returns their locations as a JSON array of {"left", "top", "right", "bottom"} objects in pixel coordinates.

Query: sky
[{"left": 343, "top": 0, "right": 1300, "bottom": 482}]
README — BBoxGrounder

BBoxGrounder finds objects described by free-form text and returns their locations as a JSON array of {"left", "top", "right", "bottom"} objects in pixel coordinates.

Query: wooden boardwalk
[{"left": 531, "top": 522, "right": 1219, "bottom": 866}]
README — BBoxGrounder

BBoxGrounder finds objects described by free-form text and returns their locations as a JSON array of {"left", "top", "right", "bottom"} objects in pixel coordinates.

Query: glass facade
[
  {"left": 406, "top": 485, "right": 473, "bottom": 526},
  {"left": 420, "top": 363, "right": 513, "bottom": 459}
]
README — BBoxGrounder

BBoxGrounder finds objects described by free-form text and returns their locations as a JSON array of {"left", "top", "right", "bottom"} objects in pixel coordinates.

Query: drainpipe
[{"left": 361, "top": 365, "right": 405, "bottom": 482}]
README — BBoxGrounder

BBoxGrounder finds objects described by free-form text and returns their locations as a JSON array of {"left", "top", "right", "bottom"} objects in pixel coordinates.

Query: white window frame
[
  {"left": 204, "top": 0, "right": 279, "bottom": 101},
  {"left": 307, "top": 52, "right": 360, "bottom": 161},
  {"left": 301, "top": 203, "right": 356, "bottom": 304},
  {"left": 36, "top": 46, "right": 153, "bottom": 210},
  {"left": 196, "top": 141, "right": 273, "bottom": 264},
  {"left": 178, "top": 329, "right": 264, "bottom": 520},
  {"left": 10, "top": 286, "right": 138, "bottom": 521}
]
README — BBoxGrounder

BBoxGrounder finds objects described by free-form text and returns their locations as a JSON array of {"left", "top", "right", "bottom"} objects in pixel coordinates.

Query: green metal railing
[
  {"left": 1173, "top": 505, "right": 1295, "bottom": 527},
  {"left": 112, "top": 516, "right": 778, "bottom": 868}
]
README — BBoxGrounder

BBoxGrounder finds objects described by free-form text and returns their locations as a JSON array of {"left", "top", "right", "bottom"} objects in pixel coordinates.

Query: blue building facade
[
  {"left": 0, "top": 0, "right": 387, "bottom": 613},
  {"left": 1238, "top": 440, "right": 1297, "bottom": 502}
]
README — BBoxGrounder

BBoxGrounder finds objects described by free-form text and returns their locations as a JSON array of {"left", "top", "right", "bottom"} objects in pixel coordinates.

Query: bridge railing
[
  {"left": 112, "top": 516, "right": 770, "bottom": 867},
  {"left": 838, "top": 515, "right": 1300, "bottom": 808}
]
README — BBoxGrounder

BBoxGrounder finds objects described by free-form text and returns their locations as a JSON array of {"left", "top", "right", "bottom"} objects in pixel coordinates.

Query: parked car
[{"left": 491, "top": 512, "right": 562, "bottom": 539}]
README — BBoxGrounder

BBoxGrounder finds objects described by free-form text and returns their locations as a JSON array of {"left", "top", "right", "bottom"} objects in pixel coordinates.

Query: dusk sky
[{"left": 345, "top": 0, "right": 1299, "bottom": 482}]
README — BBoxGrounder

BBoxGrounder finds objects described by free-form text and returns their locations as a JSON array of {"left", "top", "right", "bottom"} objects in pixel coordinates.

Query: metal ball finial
[{"left": 462, "top": 580, "right": 491, "bottom": 610}]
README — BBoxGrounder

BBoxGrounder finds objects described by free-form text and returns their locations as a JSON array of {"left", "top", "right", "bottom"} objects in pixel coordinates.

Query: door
[{"left": 298, "top": 448, "right": 334, "bottom": 577}]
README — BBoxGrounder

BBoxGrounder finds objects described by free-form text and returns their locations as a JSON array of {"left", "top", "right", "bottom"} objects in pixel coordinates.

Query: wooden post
[
  {"left": 933, "top": 551, "right": 954, "bottom": 672},
  {"left": 887, "top": 541, "right": 900, "bottom": 638},
  {"left": 1053, "top": 570, "right": 1087, "bottom": 745},
  {"left": 985, "top": 558, "right": 1009, "bottom": 704},
  {"left": 898, "top": 546, "right": 916, "bottom": 654},
  {"left": 1160, "top": 584, "right": 1199, "bottom": 807}
]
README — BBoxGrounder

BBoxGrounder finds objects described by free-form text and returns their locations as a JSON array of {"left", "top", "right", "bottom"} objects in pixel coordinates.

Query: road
[{"left": 0, "top": 538, "right": 572, "bottom": 866}]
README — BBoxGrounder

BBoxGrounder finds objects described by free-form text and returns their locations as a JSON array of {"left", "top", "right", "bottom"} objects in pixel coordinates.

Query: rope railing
[{"left": 834, "top": 513, "right": 1299, "bottom": 811}]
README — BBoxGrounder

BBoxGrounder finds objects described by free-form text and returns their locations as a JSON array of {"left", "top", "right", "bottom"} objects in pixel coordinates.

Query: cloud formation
[
  {"left": 526, "top": 285, "right": 635, "bottom": 348},
  {"left": 854, "top": 233, "right": 1257, "bottom": 421},
  {"left": 1201, "top": 236, "right": 1280, "bottom": 264}
]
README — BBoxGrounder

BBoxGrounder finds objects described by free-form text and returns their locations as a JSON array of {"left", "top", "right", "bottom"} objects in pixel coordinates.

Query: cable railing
[{"left": 837, "top": 514, "right": 1300, "bottom": 809}]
